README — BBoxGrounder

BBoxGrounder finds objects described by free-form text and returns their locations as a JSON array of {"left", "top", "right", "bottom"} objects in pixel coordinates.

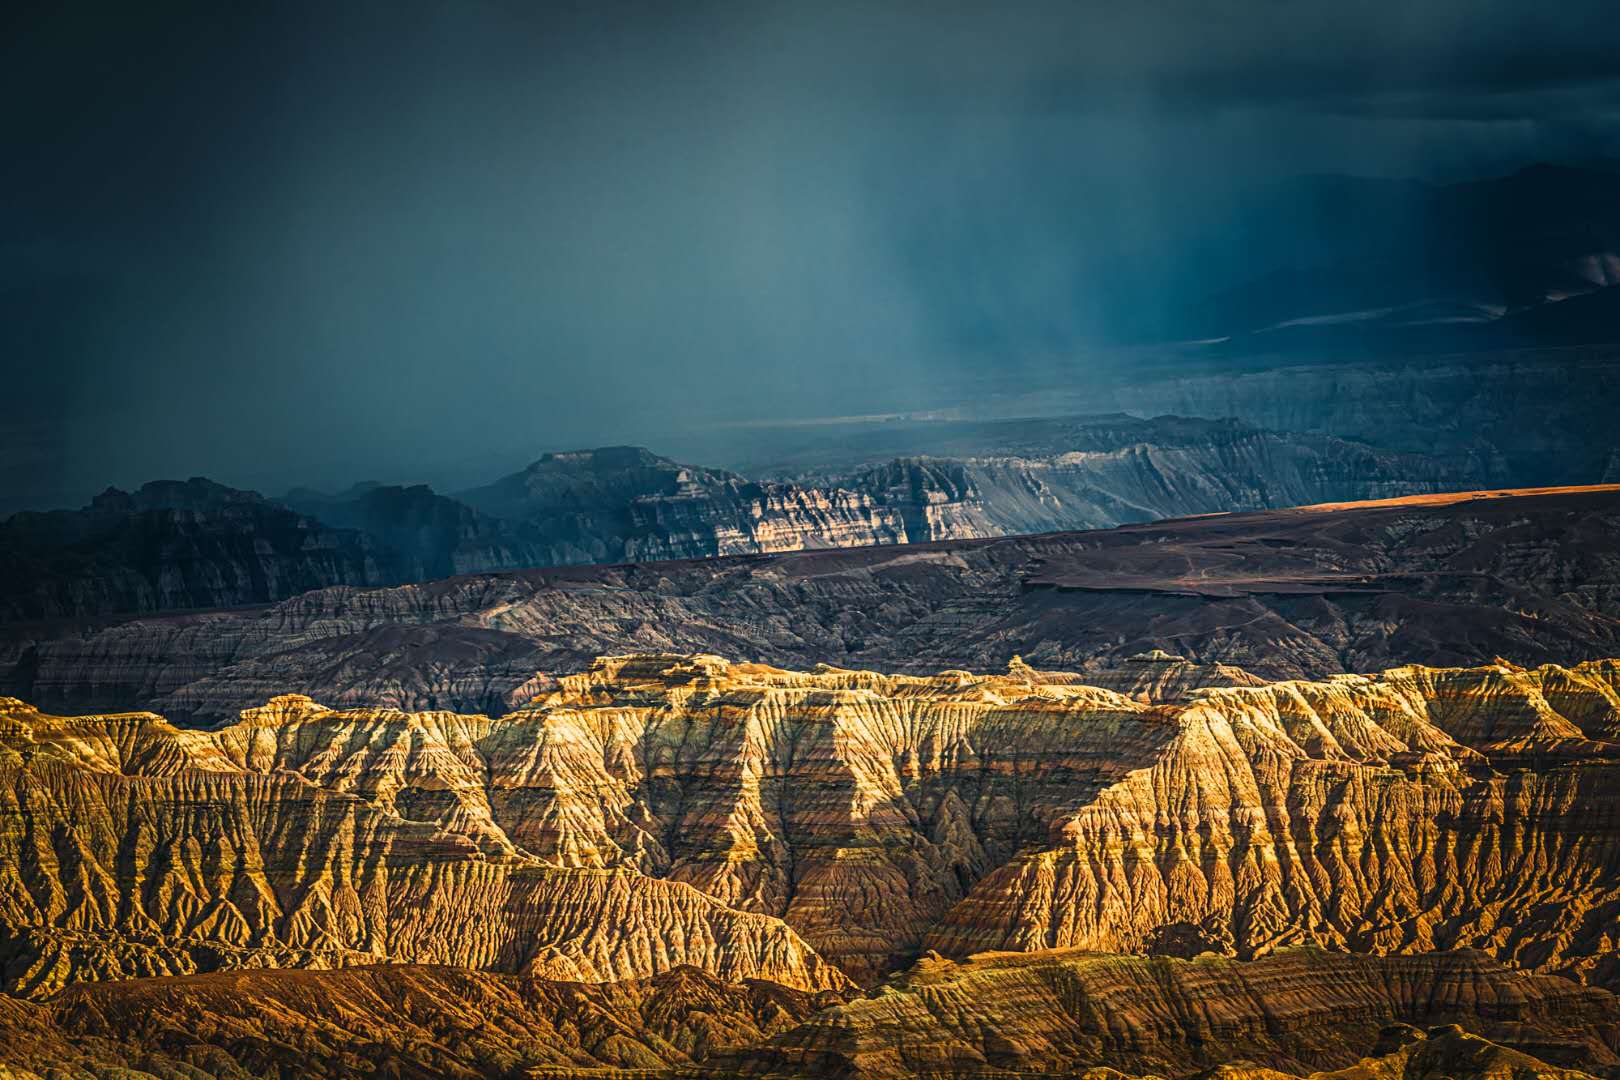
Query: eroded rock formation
[
  {"left": 2, "top": 417, "right": 1500, "bottom": 622},
  {"left": 0, "top": 951, "right": 1611, "bottom": 1079},
  {"left": 726, "top": 948, "right": 1620, "bottom": 1079},
  {"left": 926, "top": 658, "right": 1620, "bottom": 984},
  {"left": 4, "top": 652, "right": 1619, "bottom": 1004},
  {"left": 0, "top": 688, "right": 849, "bottom": 999}
]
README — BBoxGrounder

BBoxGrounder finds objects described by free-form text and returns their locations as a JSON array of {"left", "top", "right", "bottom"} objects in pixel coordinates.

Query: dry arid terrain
[
  {"left": 13, "top": 8, "right": 1620, "bottom": 1074},
  {"left": 3, "top": 632, "right": 1620, "bottom": 1075},
  {"left": 2, "top": 488, "right": 1620, "bottom": 1078},
  {"left": 7, "top": 484, "right": 1618, "bottom": 724}
]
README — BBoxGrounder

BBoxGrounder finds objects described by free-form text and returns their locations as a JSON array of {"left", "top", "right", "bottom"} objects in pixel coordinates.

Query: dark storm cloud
[{"left": 3, "top": 1, "right": 1617, "bottom": 505}]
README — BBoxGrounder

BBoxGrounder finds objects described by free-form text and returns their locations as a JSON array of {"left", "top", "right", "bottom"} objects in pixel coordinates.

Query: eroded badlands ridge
[
  {"left": 724, "top": 948, "right": 1620, "bottom": 1078},
  {"left": 0, "top": 963, "right": 846, "bottom": 1078},
  {"left": 3, "top": 653, "right": 1619, "bottom": 1004},
  {"left": 1, "top": 951, "right": 1612, "bottom": 1078}
]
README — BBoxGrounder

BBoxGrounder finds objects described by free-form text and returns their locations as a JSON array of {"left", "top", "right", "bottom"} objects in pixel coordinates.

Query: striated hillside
[
  {"left": 7, "top": 485, "right": 1617, "bottom": 726},
  {"left": 726, "top": 948, "right": 1620, "bottom": 1079},
  {"left": 0, "top": 689, "right": 851, "bottom": 1001},
  {"left": 0, "top": 952, "right": 1611, "bottom": 1078},
  {"left": 4, "top": 653, "right": 1619, "bottom": 1003}
]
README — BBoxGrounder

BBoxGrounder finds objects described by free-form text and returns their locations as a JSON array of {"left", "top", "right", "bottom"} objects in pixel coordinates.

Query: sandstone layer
[{"left": 4, "top": 652, "right": 1619, "bottom": 1003}]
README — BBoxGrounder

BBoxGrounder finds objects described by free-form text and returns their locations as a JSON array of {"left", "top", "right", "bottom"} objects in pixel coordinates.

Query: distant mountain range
[
  {"left": 0, "top": 415, "right": 1501, "bottom": 621},
  {"left": 895, "top": 161, "right": 1620, "bottom": 355},
  {"left": 8, "top": 155, "right": 1620, "bottom": 622}
]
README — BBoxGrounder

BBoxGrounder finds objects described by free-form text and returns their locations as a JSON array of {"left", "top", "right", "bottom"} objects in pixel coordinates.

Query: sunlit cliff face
[{"left": 5, "top": 652, "right": 1618, "bottom": 999}]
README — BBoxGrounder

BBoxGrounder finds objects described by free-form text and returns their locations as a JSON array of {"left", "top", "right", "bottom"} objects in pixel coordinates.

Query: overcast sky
[{"left": 5, "top": 1, "right": 1619, "bottom": 504}]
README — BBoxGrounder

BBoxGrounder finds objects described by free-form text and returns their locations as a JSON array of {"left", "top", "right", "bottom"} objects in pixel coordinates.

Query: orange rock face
[
  {"left": 727, "top": 947, "right": 1620, "bottom": 1078},
  {"left": 926, "top": 660, "right": 1620, "bottom": 983},
  {"left": 0, "top": 950, "right": 1609, "bottom": 1078},
  {"left": 0, "top": 688, "right": 849, "bottom": 999},
  {"left": 0, "top": 963, "right": 846, "bottom": 1077},
  {"left": 2, "top": 653, "right": 1618, "bottom": 1006}
]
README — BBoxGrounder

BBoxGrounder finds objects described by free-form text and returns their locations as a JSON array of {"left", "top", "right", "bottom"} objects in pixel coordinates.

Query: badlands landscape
[
  {"left": 10, "top": 7, "right": 1620, "bottom": 1074},
  {"left": 3, "top": 484, "right": 1620, "bottom": 1077},
  {"left": 5, "top": 359, "right": 1620, "bottom": 1079}
]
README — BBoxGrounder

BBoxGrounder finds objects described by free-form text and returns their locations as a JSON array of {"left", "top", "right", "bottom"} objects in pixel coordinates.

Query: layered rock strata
[
  {"left": 0, "top": 952, "right": 1611, "bottom": 1079},
  {"left": 725, "top": 948, "right": 1620, "bottom": 1079},
  {"left": 2, "top": 417, "right": 1499, "bottom": 622},
  {"left": 0, "top": 963, "right": 843, "bottom": 1078},
  {"left": 8, "top": 485, "right": 1618, "bottom": 727},
  {"left": 3, "top": 653, "right": 1618, "bottom": 1002}
]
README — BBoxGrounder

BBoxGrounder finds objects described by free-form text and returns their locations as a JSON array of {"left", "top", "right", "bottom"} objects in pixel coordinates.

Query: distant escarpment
[
  {"left": 0, "top": 415, "right": 1499, "bottom": 621},
  {"left": 1110, "top": 348, "right": 1620, "bottom": 488},
  {"left": 8, "top": 485, "right": 1616, "bottom": 726},
  {"left": 826, "top": 413, "right": 1502, "bottom": 539},
  {"left": 5, "top": 653, "right": 1619, "bottom": 1003},
  {"left": 0, "top": 479, "right": 387, "bottom": 621},
  {"left": 463, "top": 421, "right": 1495, "bottom": 563}
]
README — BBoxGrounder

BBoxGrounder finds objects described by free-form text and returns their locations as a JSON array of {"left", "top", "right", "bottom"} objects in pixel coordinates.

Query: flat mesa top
[
  {"left": 1290, "top": 483, "right": 1620, "bottom": 513},
  {"left": 1021, "top": 483, "right": 1620, "bottom": 596}
]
